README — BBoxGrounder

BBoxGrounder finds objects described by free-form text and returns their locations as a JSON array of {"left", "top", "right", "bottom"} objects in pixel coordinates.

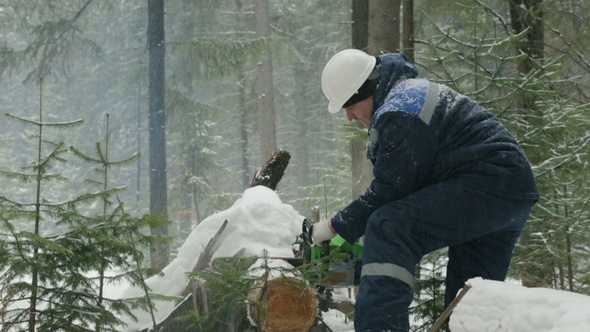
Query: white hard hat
[{"left": 321, "top": 49, "right": 377, "bottom": 114}]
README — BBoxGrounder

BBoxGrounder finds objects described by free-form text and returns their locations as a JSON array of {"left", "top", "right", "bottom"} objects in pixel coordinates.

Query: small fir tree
[
  {"left": 0, "top": 83, "right": 161, "bottom": 331},
  {"left": 410, "top": 250, "right": 449, "bottom": 332}
]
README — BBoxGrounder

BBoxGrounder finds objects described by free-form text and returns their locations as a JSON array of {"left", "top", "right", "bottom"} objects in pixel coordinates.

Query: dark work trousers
[{"left": 354, "top": 178, "right": 536, "bottom": 332}]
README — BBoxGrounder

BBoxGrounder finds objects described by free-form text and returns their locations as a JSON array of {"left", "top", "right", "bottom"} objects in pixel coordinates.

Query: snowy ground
[
  {"left": 322, "top": 277, "right": 590, "bottom": 332},
  {"left": 449, "top": 277, "right": 590, "bottom": 332},
  {"left": 115, "top": 186, "right": 590, "bottom": 332}
]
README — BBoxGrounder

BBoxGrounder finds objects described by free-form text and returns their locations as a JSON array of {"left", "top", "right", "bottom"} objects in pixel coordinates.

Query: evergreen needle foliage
[
  {"left": 181, "top": 251, "right": 344, "bottom": 332},
  {"left": 0, "top": 102, "right": 161, "bottom": 331},
  {"left": 183, "top": 256, "right": 258, "bottom": 331},
  {"left": 410, "top": 251, "right": 449, "bottom": 332},
  {"left": 414, "top": 2, "right": 590, "bottom": 328}
]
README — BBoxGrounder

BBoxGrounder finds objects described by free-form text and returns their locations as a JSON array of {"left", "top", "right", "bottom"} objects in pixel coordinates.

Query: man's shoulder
[{"left": 374, "top": 79, "right": 440, "bottom": 125}]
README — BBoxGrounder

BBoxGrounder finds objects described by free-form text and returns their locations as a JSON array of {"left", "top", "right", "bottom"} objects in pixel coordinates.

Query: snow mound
[
  {"left": 120, "top": 185, "right": 304, "bottom": 331},
  {"left": 450, "top": 277, "right": 590, "bottom": 332}
]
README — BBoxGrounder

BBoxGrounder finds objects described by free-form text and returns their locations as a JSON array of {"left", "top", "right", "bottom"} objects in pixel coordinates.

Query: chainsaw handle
[{"left": 322, "top": 240, "right": 330, "bottom": 257}]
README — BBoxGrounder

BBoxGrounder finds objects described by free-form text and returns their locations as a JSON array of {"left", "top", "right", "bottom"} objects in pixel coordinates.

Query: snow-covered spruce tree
[
  {"left": 69, "top": 113, "right": 171, "bottom": 330},
  {"left": 0, "top": 89, "right": 159, "bottom": 331},
  {"left": 410, "top": 1, "right": 577, "bottom": 327},
  {"left": 511, "top": 93, "right": 590, "bottom": 293},
  {"left": 416, "top": 0, "right": 590, "bottom": 299},
  {"left": 181, "top": 256, "right": 259, "bottom": 331}
]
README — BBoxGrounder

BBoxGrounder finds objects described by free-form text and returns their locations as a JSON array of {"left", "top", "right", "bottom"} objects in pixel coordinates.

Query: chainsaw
[{"left": 301, "top": 218, "right": 363, "bottom": 288}]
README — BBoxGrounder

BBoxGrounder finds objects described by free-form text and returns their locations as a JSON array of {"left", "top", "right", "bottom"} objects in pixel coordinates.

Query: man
[{"left": 311, "top": 49, "right": 539, "bottom": 331}]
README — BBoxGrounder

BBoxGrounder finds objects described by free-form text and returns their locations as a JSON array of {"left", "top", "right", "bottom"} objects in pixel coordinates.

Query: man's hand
[{"left": 312, "top": 219, "right": 337, "bottom": 245}]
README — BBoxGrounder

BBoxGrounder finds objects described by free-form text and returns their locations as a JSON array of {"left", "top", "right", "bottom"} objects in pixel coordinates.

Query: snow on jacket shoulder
[{"left": 331, "top": 54, "right": 539, "bottom": 244}]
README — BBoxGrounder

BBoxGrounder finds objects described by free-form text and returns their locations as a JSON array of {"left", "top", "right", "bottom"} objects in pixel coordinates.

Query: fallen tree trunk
[{"left": 247, "top": 258, "right": 318, "bottom": 332}]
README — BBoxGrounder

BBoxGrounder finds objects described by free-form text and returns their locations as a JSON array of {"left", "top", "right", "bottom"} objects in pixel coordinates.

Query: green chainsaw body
[{"left": 302, "top": 218, "right": 364, "bottom": 288}]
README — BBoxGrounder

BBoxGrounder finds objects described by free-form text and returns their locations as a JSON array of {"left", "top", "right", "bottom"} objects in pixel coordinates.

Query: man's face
[{"left": 344, "top": 97, "right": 374, "bottom": 129}]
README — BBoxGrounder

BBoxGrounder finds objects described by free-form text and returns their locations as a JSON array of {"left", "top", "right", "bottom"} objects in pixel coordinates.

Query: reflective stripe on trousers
[{"left": 361, "top": 262, "right": 414, "bottom": 287}]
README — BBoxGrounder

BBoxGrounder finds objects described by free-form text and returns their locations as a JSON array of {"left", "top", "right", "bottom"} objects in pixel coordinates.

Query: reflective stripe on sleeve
[
  {"left": 361, "top": 262, "right": 415, "bottom": 287},
  {"left": 419, "top": 82, "right": 440, "bottom": 125}
]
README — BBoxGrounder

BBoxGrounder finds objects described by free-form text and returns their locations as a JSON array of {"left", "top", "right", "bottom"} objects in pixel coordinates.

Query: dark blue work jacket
[{"left": 331, "top": 53, "right": 539, "bottom": 244}]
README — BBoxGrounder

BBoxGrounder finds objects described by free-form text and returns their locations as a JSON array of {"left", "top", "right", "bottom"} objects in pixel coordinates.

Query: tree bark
[
  {"left": 238, "top": 73, "right": 250, "bottom": 190},
  {"left": 368, "top": 0, "right": 401, "bottom": 54},
  {"left": 147, "top": 0, "right": 169, "bottom": 270},
  {"left": 250, "top": 149, "right": 291, "bottom": 190},
  {"left": 508, "top": 0, "right": 546, "bottom": 288},
  {"left": 402, "top": 0, "right": 414, "bottom": 60},
  {"left": 294, "top": 61, "right": 310, "bottom": 200}
]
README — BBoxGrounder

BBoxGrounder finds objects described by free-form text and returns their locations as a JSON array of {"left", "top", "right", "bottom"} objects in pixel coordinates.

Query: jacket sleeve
[{"left": 331, "top": 111, "right": 437, "bottom": 243}]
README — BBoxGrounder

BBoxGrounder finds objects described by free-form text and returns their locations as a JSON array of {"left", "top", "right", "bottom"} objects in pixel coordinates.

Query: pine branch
[
  {"left": 117, "top": 198, "right": 159, "bottom": 332},
  {"left": 5, "top": 113, "right": 84, "bottom": 128}
]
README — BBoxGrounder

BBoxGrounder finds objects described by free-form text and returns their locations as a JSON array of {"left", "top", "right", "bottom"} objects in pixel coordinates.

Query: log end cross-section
[{"left": 249, "top": 274, "right": 318, "bottom": 332}]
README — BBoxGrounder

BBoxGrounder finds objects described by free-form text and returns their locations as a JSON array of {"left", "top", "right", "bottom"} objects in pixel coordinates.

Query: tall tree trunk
[
  {"left": 508, "top": 0, "right": 545, "bottom": 288},
  {"left": 254, "top": 0, "right": 277, "bottom": 163},
  {"left": 509, "top": 0, "right": 544, "bottom": 109},
  {"left": 402, "top": 0, "right": 414, "bottom": 60},
  {"left": 509, "top": 0, "right": 545, "bottom": 79},
  {"left": 180, "top": 11, "right": 197, "bottom": 230},
  {"left": 294, "top": 62, "right": 310, "bottom": 195},
  {"left": 368, "top": 0, "right": 401, "bottom": 54},
  {"left": 401, "top": 0, "right": 418, "bottom": 281},
  {"left": 148, "top": 0, "right": 169, "bottom": 270},
  {"left": 236, "top": 3, "right": 251, "bottom": 191},
  {"left": 349, "top": 1, "right": 402, "bottom": 201},
  {"left": 238, "top": 72, "right": 250, "bottom": 190},
  {"left": 350, "top": 0, "right": 372, "bottom": 200}
]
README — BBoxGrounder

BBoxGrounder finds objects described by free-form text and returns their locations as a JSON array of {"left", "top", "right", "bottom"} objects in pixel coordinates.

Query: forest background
[{"left": 0, "top": 0, "right": 589, "bottom": 331}]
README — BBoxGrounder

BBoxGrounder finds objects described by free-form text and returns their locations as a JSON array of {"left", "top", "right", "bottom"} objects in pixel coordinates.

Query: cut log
[
  {"left": 247, "top": 258, "right": 318, "bottom": 332},
  {"left": 250, "top": 149, "right": 291, "bottom": 190},
  {"left": 248, "top": 150, "right": 318, "bottom": 331}
]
